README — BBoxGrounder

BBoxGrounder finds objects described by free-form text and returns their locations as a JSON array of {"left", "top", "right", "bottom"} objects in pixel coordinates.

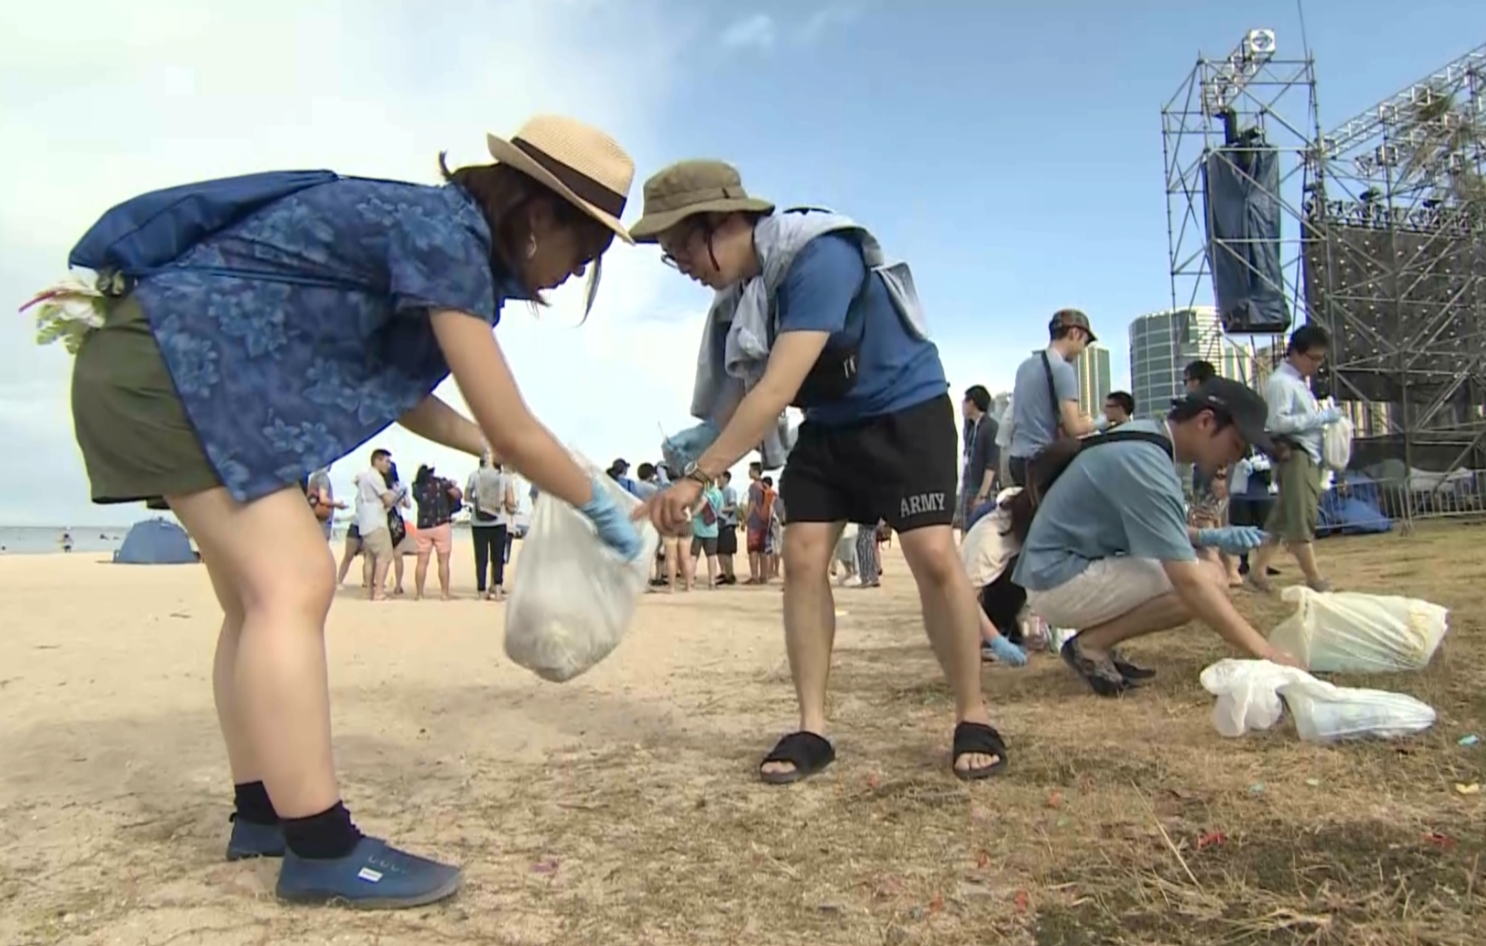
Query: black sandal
[
  {"left": 952, "top": 722, "right": 1008, "bottom": 781},
  {"left": 759, "top": 731, "right": 835, "bottom": 785}
]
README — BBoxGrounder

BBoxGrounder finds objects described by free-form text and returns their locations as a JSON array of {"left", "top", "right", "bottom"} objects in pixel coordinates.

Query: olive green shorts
[
  {"left": 71, "top": 295, "right": 222, "bottom": 505},
  {"left": 1264, "top": 450, "right": 1322, "bottom": 543}
]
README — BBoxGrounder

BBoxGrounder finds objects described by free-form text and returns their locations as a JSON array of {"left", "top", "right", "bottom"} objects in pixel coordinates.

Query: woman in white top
[
  {"left": 467, "top": 456, "right": 516, "bottom": 600},
  {"left": 959, "top": 488, "right": 1029, "bottom": 666}
]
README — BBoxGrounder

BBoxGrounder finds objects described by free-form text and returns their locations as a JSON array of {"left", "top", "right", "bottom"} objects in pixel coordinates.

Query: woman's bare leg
[
  {"left": 413, "top": 551, "right": 432, "bottom": 600},
  {"left": 168, "top": 486, "right": 339, "bottom": 818}
]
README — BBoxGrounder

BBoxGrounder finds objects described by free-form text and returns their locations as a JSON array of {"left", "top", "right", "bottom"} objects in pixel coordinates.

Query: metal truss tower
[
  {"left": 1161, "top": 29, "right": 1322, "bottom": 389},
  {"left": 1305, "top": 43, "right": 1486, "bottom": 485}
]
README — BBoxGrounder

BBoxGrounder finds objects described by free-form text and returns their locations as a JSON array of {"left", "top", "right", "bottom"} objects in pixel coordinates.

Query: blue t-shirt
[
  {"left": 773, "top": 234, "right": 947, "bottom": 426},
  {"left": 1008, "top": 349, "right": 1078, "bottom": 459},
  {"left": 1012, "top": 419, "right": 1195, "bottom": 591},
  {"left": 136, "top": 179, "right": 517, "bottom": 503}
]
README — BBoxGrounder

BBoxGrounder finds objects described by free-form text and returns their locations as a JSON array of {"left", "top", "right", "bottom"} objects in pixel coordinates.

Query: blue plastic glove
[
  {"left": 1196, "top": 525, "right": 1266, "bottom": 554},
  {"left": 984, "top": 634, "right": 1028, "bottom": 667},
  {"left": 1313, "top": 405, "right": 1343, "bottom": 428},
  {"left": 661, "top": 420, "right": 721, "bottom": 473},
  {"left": 577, "top": 478, "right": 643, "bottom": 561}
]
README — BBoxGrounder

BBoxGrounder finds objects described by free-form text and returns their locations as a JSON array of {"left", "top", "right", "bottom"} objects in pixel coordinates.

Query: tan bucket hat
[
  {"left": 486, "top": 115, "right": 636, "bottom": 245},
  {"left": 629, "top": 160, "right": 775, "bottom": 244}
]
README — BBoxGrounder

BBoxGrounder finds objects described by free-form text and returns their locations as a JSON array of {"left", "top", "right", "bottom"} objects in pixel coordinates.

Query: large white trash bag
[
  {"left": 1277, "top": 677, "right": 1436, "bottom": 743},
  {"left": 504, "top": 458, "right": 660, "bottom": 682},
  {"left": 1267, "top": 586, "right": 1449, "bottom": 673},
  {"left": 1200, "top": 658, "right": 1436, "bottom": 742}
]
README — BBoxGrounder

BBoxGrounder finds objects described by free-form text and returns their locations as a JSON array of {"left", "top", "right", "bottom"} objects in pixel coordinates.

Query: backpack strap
[
  {"left": 1077, "top": 428, "right": 1174, "bottom": 459},
  {"left": 1038, "top": 351, "right": 1064, "bottom": 435}
]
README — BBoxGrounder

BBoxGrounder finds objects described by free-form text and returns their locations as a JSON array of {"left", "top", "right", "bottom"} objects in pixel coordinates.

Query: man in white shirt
[
  {"left": 354, "top": 448, "right": 398, "bottom": 600},
  {"left": 1248, "top": 325, "right": 1340, "bottom": 592}
]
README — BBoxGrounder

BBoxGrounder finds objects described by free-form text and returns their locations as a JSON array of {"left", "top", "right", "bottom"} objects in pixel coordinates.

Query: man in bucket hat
[{"left": 631, "top": 160, "right": 1007, "bottom": 784}]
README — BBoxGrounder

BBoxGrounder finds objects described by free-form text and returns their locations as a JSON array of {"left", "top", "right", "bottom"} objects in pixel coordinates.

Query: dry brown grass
[{"left": 0, "top": 524, "right": 1483, "bottom": 945}]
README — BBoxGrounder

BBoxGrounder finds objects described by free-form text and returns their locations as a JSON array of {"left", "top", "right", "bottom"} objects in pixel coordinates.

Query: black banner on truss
[{"left": 1201, "top": 140, "right": 1292, "bottom": 335}]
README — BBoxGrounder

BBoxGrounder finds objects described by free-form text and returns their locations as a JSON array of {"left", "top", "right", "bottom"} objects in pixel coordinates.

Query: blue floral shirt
[{"left": 133, "top": 179, "right": 518, "bottom": 503}]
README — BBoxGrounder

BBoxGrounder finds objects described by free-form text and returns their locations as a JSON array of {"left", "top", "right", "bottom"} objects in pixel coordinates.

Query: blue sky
[
  {"left": 0, "top": 0, "right": 1475, "bottom": 526},
  {"left": 671, "top": 0, "right": 1477, "bottom": 392}
]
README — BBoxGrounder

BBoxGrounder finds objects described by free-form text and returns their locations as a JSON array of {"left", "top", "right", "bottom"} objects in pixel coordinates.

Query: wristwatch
[{"left": 682, "top": 462, "right": 714, "bottom": 489}]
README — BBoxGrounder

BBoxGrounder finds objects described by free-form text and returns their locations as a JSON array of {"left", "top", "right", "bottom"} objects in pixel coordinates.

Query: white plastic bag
[
  {"left": 1267, "top": 586, "right": 1449, "bottom": 673},
  {"left": 1199, "top": 659, "right": 1312, "bottom": 737},
  {"left": 1320, "top": 399, "right": 1354, "bottom": 470},
  {"left": 1278, "top": 677, "right": 1436, "bottom": 743},
  {"left": 1200, "top": 658, "right": 1437, "bottom": 742},
  {"left": 503, "top": 456, "right": 660, "bottom": 682}
]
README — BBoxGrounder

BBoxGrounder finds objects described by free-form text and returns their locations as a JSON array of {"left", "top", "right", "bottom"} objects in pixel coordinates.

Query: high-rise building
[
  {"left": 1128, "top": 306, "right": 1261, "bottom": 418},
  {"left": 1073, "top": 343, "right": 1112, "bottom": 416}
]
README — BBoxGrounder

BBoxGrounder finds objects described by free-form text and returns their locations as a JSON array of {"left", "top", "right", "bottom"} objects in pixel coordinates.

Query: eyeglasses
[{"left": 659, "top": 221, "right": 710, "bottom": 270}]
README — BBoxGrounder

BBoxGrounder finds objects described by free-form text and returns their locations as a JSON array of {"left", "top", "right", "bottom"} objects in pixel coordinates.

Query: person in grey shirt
[
  {"left": 1006, "top": 309, "right": 1097, "bottom": 486},
  {"left": 305, "top": 466, "right": 343, "bottom": 540}
]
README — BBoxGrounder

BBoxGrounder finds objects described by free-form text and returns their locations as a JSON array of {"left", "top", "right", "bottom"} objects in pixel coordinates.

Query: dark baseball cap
[
  {"left": 1182, "top": 377, "right": 1275, "bottom": 455},
  {"left": 1049, "top": 308, "right": 1096, "bottom": 343}
]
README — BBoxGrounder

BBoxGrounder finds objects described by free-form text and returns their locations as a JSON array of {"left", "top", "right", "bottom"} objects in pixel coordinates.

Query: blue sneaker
[
  {"left": 275, "top": 836, "right": 462, "bottom": 909},
  {"left": 226, "top": 818, "right": 286, "bottom": 861}
]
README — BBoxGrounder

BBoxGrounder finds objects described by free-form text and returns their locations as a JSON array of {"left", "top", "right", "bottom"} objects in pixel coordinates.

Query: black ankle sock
[
  {"left": 232, "top": 781, "right": 278, "bottom": 825},
  {"left": 282, "top": 801, "right": 363, "bottom": 860}
]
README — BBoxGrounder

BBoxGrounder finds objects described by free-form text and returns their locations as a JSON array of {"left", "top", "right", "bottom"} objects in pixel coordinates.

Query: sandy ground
[{"left": 2, "top": 529, "right": 1482, "bottom": 946}]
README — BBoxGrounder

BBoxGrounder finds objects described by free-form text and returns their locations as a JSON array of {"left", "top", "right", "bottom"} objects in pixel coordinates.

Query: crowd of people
[{"left": 54, "top": 111, "right": 1342, "bottom": 911}]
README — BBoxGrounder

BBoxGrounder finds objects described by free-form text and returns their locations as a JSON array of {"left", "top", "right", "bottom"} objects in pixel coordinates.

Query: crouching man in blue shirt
[
  {"left": 1009, "top": 378, "right": 1303, "bottom": 697},
  {"left": 630, "top": 160, "right": 1005, "bottom": 783}
]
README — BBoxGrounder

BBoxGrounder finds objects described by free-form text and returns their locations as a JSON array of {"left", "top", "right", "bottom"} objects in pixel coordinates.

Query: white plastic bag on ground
[
  {"left": 1199, "top": 659, "right": 1312, "bottom": 737},
  {"left": 1267, "top": 586, "right": 1449, "bottom": 673},
  {"left": 504, "top": 456, "right": 660, "bottom": 682},
  {"left": 1278, "top": 676, "right": 1436, "bottom": 743},
  {"left": 1200, "top": 658, "right": 1436, "bottom": 742}
]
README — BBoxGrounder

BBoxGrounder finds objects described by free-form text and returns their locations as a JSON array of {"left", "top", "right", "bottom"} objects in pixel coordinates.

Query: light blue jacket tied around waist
[{"left": 689, "top": 209, "right": 931, "bottom": 469}]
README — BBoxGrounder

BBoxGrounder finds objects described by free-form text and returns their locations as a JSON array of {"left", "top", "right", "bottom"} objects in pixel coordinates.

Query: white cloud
[
  {"left": 719, "top": 14, "right": 776, "bottom": 50},
  {"left": 0, "top": 0, "right": 717, "bottom": 526}
]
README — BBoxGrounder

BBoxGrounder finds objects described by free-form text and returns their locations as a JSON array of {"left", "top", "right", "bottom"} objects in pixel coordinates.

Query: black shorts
[
  {"left": 1007, "top": 455, "right": 1029, "bottom": 488},
  {"left": 716, "top": 526, "right": 738, "bottom": 556},
  {"left": 1228, "top": 497, "right": 1274, "bottom": 529},
  {"left": 780, "top": 394, "right": 958, "bottom": 532},
  {"left": 691, "top": 535, "right": 719, "bottom": 557}
]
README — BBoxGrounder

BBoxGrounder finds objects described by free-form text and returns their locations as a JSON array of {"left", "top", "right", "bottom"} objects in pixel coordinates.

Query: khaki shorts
[
  {"left": 415, "top": 523, "right": 453, "bottom": 557},
  {"left": 1026, "top": 557, "right": 1174, "bottom": 630},
  {"left": 360, "top": 526, "right": 395, "bottom": 559},
  {"left": 1266, "top": 451, "right": 1322, "bottom": 543}
]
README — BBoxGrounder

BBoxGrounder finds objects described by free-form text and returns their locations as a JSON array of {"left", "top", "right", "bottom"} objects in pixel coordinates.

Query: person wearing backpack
[
  {"left": 1005, "top": 310, "right": 1100, "bottom": 487},
  {"left": 1006, "top": 378, "right": 1301, "bottom": 697},
  {"left": 627, "top": 160, "right": 1006, "bottom": 785},
  {"left": 62, "top": 116, "right": 644, "bottom": 909}
]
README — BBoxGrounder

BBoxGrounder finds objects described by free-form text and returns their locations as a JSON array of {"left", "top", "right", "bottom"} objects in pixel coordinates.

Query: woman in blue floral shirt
[{"left": 67, "top": 116, "right": 643, "bottom": 909}]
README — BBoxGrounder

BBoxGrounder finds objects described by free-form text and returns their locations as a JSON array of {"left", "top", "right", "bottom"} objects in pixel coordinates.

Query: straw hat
[
  {"left": 485, "top": 115, "right": 636, "bottom": 244},
  {"left": 629, "top": 160, "right": 775, "bottom": 244}
]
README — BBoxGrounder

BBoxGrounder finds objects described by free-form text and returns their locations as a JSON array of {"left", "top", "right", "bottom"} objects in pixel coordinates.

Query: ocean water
[
  {"left": 0, "top": 518, "right": 528, "bottom": 555},
  {"left": 0, "top": 526, "right": 130, "bottom": 555}
]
